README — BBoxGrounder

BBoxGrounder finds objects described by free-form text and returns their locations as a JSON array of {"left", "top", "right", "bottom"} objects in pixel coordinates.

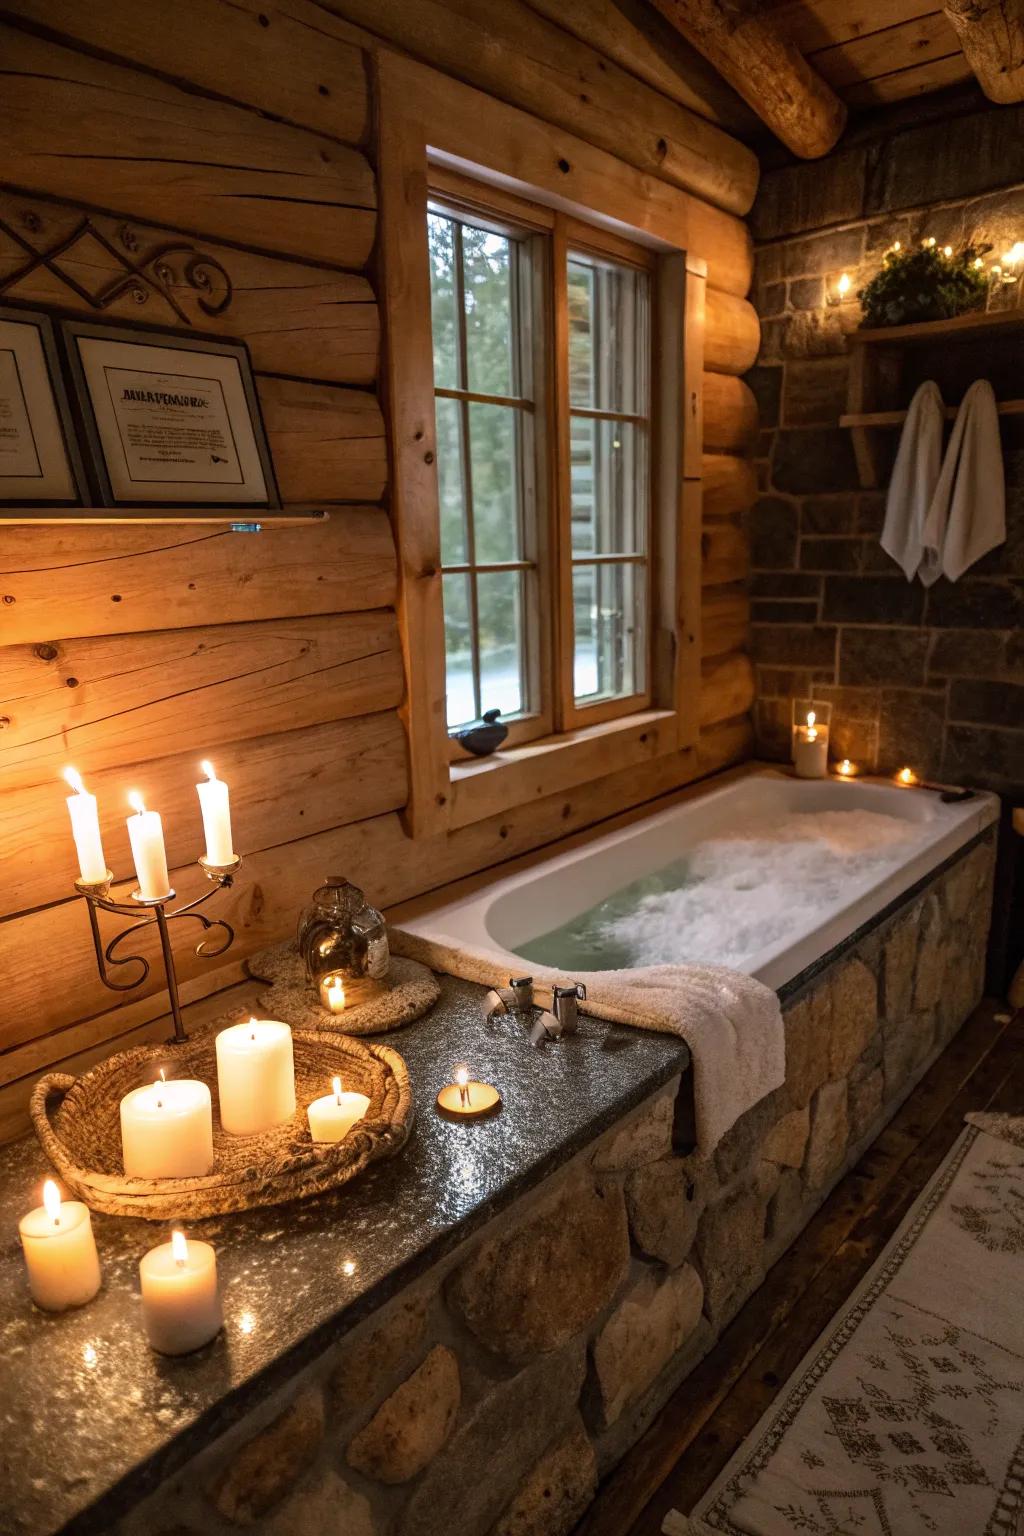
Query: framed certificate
[
  {"left": 0, "top": 304, "right": 87, "bottom": 507},
  {"left": 61, "top": 320, "right": 280, "bottom": 509}
]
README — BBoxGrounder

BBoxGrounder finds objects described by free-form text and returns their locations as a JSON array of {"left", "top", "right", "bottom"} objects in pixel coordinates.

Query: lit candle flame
[
  {"left": 333, "top": 1075, "right": 343, "bottom": 1105},
  {"left": 43, "top": 1179, "right": 62, "bottom": 1226},
  {"left": 836, "top": 273, "right": 850, "bottom": 298},
  {"left": 837, "top": 759, "right": 856, "bottom": 778},
  {"left": 171, "top": 1230, "right": 188, "bottom": 1267},
  {"left": 897, "top": 766, "right": 917, "bottom": 786},
  {"left": 127, "top": 790, "right": 147, "bottom": 815},
  {"left": 455, "top": 1064, "right": 469, "bottom": 1088},
  {"left": 200, "top": 759, "right": 217, "bottom": 782},
  {"left": 806, "top": 711, "right": 816, "bottom": 729},
  {"left": 63, "top": 766, "right": 85, "bottom": 795}
]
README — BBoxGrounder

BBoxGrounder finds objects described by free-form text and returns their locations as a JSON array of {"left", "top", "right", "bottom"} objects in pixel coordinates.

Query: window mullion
[
  {"left": 452, "top": 223, "right": 482, "bottom": 721},
  {"left": 551, "top": 215, "right": 575, "bottom": 734}
]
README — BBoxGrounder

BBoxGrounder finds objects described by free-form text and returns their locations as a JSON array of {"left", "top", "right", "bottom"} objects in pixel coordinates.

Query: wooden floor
[{"left": 576, "top": 998, "right": 1024, "bottom": 1536}]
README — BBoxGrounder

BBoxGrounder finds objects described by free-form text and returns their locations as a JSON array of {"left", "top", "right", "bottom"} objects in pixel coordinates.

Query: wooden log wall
[{"left": 0, "top": 0, "right": 759, "bottom": 1142}]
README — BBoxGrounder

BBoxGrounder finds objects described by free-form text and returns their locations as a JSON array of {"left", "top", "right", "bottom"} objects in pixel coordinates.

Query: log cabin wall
[{"left": 0, "top": 0, "right": 761, "bottom": 1143}]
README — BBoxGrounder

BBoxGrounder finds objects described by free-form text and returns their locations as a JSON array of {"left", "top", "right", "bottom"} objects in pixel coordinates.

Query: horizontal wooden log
[
  {"left": 0, "top": 191, "right": 379, "bottom": 386},
  {"left": 700, "top": 650, "right": 755, "bottom": 728},
  {"left": 0, "top": 24, "right": 376, "bottom": 267},
  {"left": 0, "top": 712, "right": 407, "bottom": 919},
  {"left": 703, "top": 372, "right": 759, "bottom": 454},
  {"left": 329, "top": 0, "right": 757, "bottom": 214},
  {"left": 649, "top": 0, "right": 847, "bottom": 159},
  {"left": 257, "top": 377, "right": 387, "bottom": 503},
  {"left": 705, "top": 289, "right": 761, "bottom": 376},
  {"left": 702, "top": 453, "right": 758, "bottom": 520},
  {"left": 702, "top": 585, "right": 750, "bottom": 658},
  {"left": 702, "top": 520, "right": 749, "bottom": 587},
  {"left": 944, "top": 0, "right": 1024, "bottom": 104},
  {"left": 0, "top": 610, "right": 403, "bottom": 791},
  {"left": 0, "top": 509, "right": 396, "bottom": 643},
  {"left": 3, "top": 0, "right": 371, "bottom": 143},
  {"left": 697, "top": 709, "right": 753, "bottom": 774}
]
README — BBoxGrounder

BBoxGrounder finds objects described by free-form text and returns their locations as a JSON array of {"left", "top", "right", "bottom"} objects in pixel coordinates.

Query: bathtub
[{"left": 397, "top": 766, "right": 1000, "bottom": 991}]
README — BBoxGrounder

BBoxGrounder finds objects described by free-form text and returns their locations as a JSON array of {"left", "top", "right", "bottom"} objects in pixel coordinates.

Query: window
[{"left": 427, "top": 186, "right": 653, "bottom": 744}]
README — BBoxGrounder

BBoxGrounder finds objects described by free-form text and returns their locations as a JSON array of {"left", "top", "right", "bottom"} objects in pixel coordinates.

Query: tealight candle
[
  {"left": 836, "top": 759, "right": 857, "bottom": 779},
  {"left": 307, "top": 1075, "right": 370, "bottom": 1143},
  {"left": 793, "top": 711, "right": 829, "bottom": 779},
  {"left": 436, "top": 1063, "right": 501, "bottom": 1120},
  {"left": 215, "top": 1019, "right": 296, "bottom": 1136},
  {"left": 139, "top": 1229, "right": 222, "bottom": 1355},
  {"left": 119, "top": 1071, "right": 214, "bottom": 1179},
  {"left": 64, "top": 767, "right": 108, "bottom": 885},
  {"left": 126, "top": 790, "right": 171, "bottom": 900},
  {"left": 19, "top": 1179, "right": 102, "bottom": 1312},
  {"left": 196, "top": 760, "right": 234, "bottom": 866},
  {"left": 896, "top": 766, "right": 918, "bottom": 786},
  {"left": 319, "top": 975, "right": 347, "bottom": 1014}
]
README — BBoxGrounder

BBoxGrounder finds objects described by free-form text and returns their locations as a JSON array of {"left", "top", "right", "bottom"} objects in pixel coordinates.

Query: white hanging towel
[
  {"left": 921, "top": 378, "right": 1005, "bottom": 582},
  {"left": 880, "top": 380, "right": 945, "bottom": 582}
]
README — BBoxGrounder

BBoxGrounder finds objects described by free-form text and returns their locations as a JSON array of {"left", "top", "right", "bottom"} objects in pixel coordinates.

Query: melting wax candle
[
  {"left": 126, "top": 791, "right": 170, "bottom": 900},
  {"left": 139, "top": 1229, "right": 222, "bottom": 1355},
  {"left": 64, "top": 767, "right": 108, "bottom": 885},
  {"left": 196, "top": 760, "right": 234, "bottom": 866},
  {"left": 19, "top": 1179, "right": 102, "bottom": 1311},
  {"left": 215, "top": 1019, "right": 296, "bottom": 1136},
  {"left": 119, "top": 1070, "right": 214, "bottom": 1179},
  {"left": 793, "top": 711, "right": 828, "bottom": 780},
  {"left": 307, "top": 1075, "right": 369, "bottom": 1143},
  {"left": 436, "top": 1063, "right": 501, "bottom": 1120}
]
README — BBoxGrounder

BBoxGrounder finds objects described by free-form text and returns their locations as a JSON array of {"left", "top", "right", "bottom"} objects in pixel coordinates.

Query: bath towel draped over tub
[{"left": 391, "top": 929, "right": 785, "bottom": 1155}]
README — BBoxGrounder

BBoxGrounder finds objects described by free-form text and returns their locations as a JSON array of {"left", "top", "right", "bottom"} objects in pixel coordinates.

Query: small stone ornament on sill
[
  {"left": 297, "top": 875, "right": 390, "bottom": 1007},
  {"left": 436, "top": 1063, "right": 501, "bottom": 1120},
  {"left": 450, "top": 707, "right": 508, "bottom": 758}
]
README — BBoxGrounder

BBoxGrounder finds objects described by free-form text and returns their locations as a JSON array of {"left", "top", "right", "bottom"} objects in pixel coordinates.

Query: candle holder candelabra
[{"left": 73, "top": 854, "right": 242, "bottom": 1044}]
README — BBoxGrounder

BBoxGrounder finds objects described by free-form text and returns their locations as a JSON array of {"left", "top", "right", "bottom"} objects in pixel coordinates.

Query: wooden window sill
[{"left": 447, "top": 708, "right": 684, "bottom": 830}]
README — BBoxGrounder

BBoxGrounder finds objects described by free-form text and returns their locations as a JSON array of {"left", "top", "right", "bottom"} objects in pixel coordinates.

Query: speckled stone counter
[{"left": 0, "top": 976, "right": 688, "bottom": 1536}]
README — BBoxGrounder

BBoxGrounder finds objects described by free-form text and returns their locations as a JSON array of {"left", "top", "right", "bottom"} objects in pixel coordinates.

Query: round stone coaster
[{"left": 246, "top": 943, "right": 440, "bottom": 1036}]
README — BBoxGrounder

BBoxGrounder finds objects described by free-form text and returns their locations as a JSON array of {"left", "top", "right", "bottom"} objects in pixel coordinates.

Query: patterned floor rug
[{"left": 664, "top": 1117, "right": 1024, "bottom": 1536}]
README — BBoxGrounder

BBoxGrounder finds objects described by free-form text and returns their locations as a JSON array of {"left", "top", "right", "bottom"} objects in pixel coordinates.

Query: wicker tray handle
[{"left": 31, "top": 1074, "right": 80, "bottom": 1187}]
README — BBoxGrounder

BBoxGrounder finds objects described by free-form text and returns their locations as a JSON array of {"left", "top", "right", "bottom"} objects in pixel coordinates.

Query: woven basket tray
[{"left": 30, "top": 1027, "right": 413, "bottom": 1220}]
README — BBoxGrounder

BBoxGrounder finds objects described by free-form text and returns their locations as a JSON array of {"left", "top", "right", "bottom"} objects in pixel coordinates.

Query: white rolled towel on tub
[{"left": 392, "top": 927, "right": 785, "bottom": 1155}]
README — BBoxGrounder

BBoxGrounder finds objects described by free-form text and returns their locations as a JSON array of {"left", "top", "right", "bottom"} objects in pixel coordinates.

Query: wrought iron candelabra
[{"left": 74, "top": 855, "right": 242, "bottom": 1043}]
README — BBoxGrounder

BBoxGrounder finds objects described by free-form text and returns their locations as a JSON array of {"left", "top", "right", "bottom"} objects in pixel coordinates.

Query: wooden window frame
[{"left": 378, "top": 51, "right": 707, "bottom": 838}]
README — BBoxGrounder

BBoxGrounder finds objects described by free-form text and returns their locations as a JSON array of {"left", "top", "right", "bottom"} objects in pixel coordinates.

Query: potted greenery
[{"left": 858, "top": 241, "right": 989, "bottom": 328}]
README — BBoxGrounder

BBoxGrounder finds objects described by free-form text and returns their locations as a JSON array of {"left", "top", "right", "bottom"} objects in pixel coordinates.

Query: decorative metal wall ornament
[{"left": 0, "top": 212, "right": 233, "bottom": 326}]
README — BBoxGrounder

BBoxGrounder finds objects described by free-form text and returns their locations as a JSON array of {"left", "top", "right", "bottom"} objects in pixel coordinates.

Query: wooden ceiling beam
[
  {"left": 646, "top": 0, "right": 847, "bottom": 158},
  {"left": 944, "top": 0, "right": 1024, "bottom": 103}
]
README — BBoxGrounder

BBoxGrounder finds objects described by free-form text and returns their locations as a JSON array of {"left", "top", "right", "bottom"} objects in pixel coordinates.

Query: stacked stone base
[{"left": 115, "top": 836, "right": 995, "bottom": 1536}]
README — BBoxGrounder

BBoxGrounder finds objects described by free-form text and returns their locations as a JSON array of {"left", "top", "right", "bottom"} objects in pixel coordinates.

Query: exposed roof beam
[
  {"left": 645, "top": 0, "right": 847, "bottom": 158},
  {"left": 944, "top": 0, "right": 1024, "bottom": 103}
]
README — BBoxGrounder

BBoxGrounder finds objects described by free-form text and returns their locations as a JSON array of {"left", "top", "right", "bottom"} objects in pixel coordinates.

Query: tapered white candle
[
  {"left": 120, "top": 1071, "right": 214, "bottom": 1179},
  {"left": 19, "top": 1179, "right": 102, "bottom": 1312},
  {"left": 126, "top": 791, "right": 171, "bottom": 900},
  {"left": 196, "top": 760, "right": 234, "bottom": 866},
  {"left": 307, "top": 1075, "right": 369, "bottom": 1142},
  {"left": 64, "top": 767, "right": 108, "bottom": 884},
  {"left": 139, "top": 1229, "right": 222, "bottom": 1355},
  {"left": 215, "top": 1019, "right": 296, "bottom": 1136}
]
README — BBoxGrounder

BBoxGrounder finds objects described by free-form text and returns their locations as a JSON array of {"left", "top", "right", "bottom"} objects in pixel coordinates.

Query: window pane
[
  {"left": 567, "top": 254, "right": 648, "bottom": 416},
  {"left": 468, "top": 402, "right": 522, "bottom": 564},
  {"left": 443, "top": 572, "right": 475, "bottom": 728},
  {"left": 463, "top": 225, "right": 513, "bottom": 398},
  {"left": 435, "top": 396, "right": 467, "bottom": 565},
  {"left": 570, "top": 416, "right": 646, "bottom": 557},
  {"left": 573, "top": 562, "right": 646, "bottom": 705},
  {"left": 428, "top": 212, "right": 459, "bottom": 390},
  {"left": 477, "top": 570, "right": 525, "bottom": 718}
]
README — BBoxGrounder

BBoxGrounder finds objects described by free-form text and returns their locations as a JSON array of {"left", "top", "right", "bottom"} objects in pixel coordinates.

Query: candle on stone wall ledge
[
  {"left": 215, "top": 1019, "right": 296, "bottom": 1136},
  {"left": 126, "top": 790, "right": 171, "bottom": 900},
  {"left": 836, "top": 759, "right": 857, "bottom": 779},
  {"left": 436, "top": 1062, "right": 501, "bottom": 1120},
  {"left": 792, "top": 710, "right": 829, "bottom": 780},
  {"left": 19, "top": 1179, "right": 102, "bottom": 1312},
  {"left": 64, "top": 767, "right": 108, "bottom": 885},
  {"left": 140, "top": 1229, "right": 222, "bottom": 1356},
  {"left": 196, "top": 760, "right": 234, "bottom": 866},
  {"left": 896, "top": 766, "right": 918, "bottom": 787},
  {"left": 119, "top": 1070, "right": 214, "bottom": 1180},
  {"left": 307, "top": 1075, "right": 369, "bottom": 1143}
]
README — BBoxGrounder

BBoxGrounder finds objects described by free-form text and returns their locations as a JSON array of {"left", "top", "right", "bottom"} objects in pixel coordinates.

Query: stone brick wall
[
  {"left": 747, "top": 92, "right": 1024, "bottom": 800},
  {"left": 114, "top": 839, "right": 994, "bottom": 1536}
]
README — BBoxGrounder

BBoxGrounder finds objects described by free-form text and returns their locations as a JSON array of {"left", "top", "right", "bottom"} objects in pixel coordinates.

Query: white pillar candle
[
  {"left": 19, "top": 1179, "right": 102, "bottom": 1312},
  {"left": 64, "top": 767, "right": 108, "bottom": 884},
  {"left": 196, "top": 760, "right": 234, "bottom": 866},
  {"left": 139, "top": 1230, "right": 222, "bottom": 1356},
  {"left": 307, "top": 1076, "right": 369, "bottom": 1142},
  {"left": 793, "top": 712, "right": 829, "bottom": 780},
  {"left": 215, "top": 1019, "right": 296, "bottom": 1136},
  {"left": 120, "top": 1073, "right": 214, "bottom": 1179},
  {"left": 126, "top": 791, "right": 171, "bottom": 900}
]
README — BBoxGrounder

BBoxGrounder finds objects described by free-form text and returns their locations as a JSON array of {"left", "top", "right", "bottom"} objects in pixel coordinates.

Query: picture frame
[
  {"left": 60, "top": 319, "right": 280, "bottom": 510},
  {"left": 0, "top": 302, "right": 88, "bottom": 508}
]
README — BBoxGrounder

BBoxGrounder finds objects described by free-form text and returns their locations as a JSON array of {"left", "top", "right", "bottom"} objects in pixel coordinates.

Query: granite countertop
[{"left": 0, "top": 976, "right": 689, "bottom": 1536}]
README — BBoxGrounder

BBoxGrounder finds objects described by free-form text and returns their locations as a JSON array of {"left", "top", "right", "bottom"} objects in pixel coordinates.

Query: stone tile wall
[
  {"left": 747, "top": 94, "right": 1024, "bottom": 800},
  {"left": 114, "top": 838, "right": 994, "bottom": 1536}
]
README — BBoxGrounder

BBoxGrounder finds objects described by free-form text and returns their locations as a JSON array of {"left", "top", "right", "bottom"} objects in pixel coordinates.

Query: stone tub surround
[{"left": 29, "top": 833, "right": 989, "bottom": 1536}]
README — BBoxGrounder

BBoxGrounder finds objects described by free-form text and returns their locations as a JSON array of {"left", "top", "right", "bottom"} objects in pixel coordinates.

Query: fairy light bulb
[{"left": 836, "top": 272, "right": 850, "bottom": 298}]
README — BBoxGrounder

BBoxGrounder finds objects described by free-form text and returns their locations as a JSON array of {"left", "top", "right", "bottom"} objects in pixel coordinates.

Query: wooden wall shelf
[
  {"left": 0, "top": 506, "right": 330, "bottom": 526},
  {"left": 842, "top": 306, "right": 1024, "bottom": 488}
]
